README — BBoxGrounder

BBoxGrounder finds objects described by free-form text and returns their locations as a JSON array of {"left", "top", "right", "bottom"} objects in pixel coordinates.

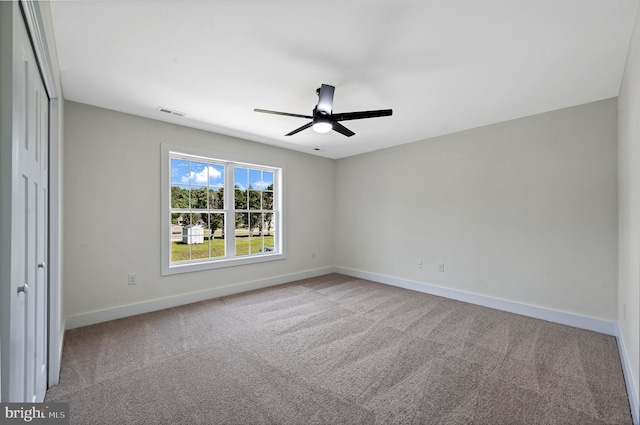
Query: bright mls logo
[{"left": 1, "top": 404, "right": 69, "bottom": 424}]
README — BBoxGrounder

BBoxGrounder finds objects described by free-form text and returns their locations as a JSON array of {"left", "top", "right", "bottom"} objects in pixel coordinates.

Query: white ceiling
[{"left": 49, "top": 0, "right": 638, "bottom": 159}]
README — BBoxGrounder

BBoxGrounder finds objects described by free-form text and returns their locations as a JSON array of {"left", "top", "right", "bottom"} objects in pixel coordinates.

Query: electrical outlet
[
  {"left": 438, "top": 263, "right": 445, "bottom": 272},
  {"left": 417, "top": 259, "right": 422, "bottom": 269},
  {"left": 128, "top": 273, "right": 138, "bottom": 285}
]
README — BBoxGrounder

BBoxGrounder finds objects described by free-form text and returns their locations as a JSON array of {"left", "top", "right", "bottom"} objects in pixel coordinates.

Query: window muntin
[{"left": 163, "top": 146, "right": 283, "bottom": 275}]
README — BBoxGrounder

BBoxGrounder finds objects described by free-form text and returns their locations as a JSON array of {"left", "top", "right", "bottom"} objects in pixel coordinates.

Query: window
[{"left": 161, "top": 144, "right": 283, "bottom": 275}]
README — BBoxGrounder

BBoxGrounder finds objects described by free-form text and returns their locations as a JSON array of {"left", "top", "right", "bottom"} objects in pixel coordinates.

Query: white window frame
[{"left": 161, "top": 144, "right": 285, "bottom": 275}]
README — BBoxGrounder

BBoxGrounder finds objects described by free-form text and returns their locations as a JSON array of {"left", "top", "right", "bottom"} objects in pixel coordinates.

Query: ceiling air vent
[{"left": 156, "top": 107, "right": 186, "bottom": 117}]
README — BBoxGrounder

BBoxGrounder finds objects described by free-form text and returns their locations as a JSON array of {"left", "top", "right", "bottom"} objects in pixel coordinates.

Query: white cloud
[
  {"left": 252, "top": 180, "right": 272, "bottom": 190},
  {"left": 181, "top": 166, "right": 223, "bottom": 185}
]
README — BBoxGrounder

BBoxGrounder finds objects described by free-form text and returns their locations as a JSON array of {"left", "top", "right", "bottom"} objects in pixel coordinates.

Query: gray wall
[
  {"left": 62, "top": 101, "right": 335, "bottom": 320},
  {"left": 335, "top": 99, "right": 618, "bottom": 321},
  {"left": 618, "top": 2, "right": 640, "bottom": 415}
]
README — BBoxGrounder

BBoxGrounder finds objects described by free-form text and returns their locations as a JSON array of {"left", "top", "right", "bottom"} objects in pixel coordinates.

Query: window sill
[{"left": 161, "top": 252, "right": 286, "bottom": 276}]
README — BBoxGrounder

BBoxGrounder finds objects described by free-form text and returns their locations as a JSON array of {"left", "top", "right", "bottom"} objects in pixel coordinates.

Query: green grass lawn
[{"left": 171, "top": 236, "right": 274, "bottom": 262}]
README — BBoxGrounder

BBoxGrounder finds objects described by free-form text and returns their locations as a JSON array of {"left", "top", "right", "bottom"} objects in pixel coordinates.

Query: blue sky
[{"left": 171, "top": 159, "right": 273, "bottom": 190}]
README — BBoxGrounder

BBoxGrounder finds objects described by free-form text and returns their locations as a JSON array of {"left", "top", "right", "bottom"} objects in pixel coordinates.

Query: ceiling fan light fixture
[
  {"left": 312, "top": 120, "right": 333, "bottom": 133},
  {"left": 313, "top": 113, "right": 333, "bottom": 133}
]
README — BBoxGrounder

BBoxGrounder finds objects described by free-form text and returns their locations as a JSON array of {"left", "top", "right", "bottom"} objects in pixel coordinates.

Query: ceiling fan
[{"left": 254, "top": 84, "right": 392, "bottom": 137}]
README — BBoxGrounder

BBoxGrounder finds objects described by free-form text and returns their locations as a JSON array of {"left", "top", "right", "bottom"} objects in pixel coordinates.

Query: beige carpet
[{"left": 45, "top": 274, "right": 632, "bottom": 424}]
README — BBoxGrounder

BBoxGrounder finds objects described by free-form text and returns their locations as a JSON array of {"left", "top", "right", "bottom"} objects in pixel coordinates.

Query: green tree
[
  {"left": 263, "top": 184, "right": 274, "bottom": 235},
  {"left": 191, "top": 187, "right": 209, "bottom": 209},
  {"left": 171, "top": 186, "right": 189, "bottom": 224},
  {"left": 209, "top": 187, "right": 224, "bottom": 209},
  {"left": 171, "top": 186, "right": 189, "bottom": 208},
  {"left": 248, "top": 187, "right": 262, "bottom": 235},
  {"left": 206, "top": 187, "right": 224, "bottom": 238},
  {"left": 234, "top": 185, "right": 248, "bottom": 230}
]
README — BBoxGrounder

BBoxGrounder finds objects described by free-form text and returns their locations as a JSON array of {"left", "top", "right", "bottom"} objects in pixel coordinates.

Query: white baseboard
[
  {"left": 65, "top": 267, "right": 335, "bottom": 330},
  {"left": 335, "top": 267, "right": 617, "bottom": 336},
  {"left": 616, "top": 324, "right": 639, "bottom": 425}
]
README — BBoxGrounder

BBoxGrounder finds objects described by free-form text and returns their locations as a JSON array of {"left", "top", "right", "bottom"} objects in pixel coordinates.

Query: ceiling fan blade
[
  {"left": 331, "top": 109, "right": 393, "bottom": 122},
  {"left": 254, "top": 109, "right": 313, "bottom": 119},
  {"left": 285, "top": 122, "right": 313, "bottom": 136},
  {"left": 316, "top": 84, "right": 335, "bottom": 115},
  {"left": 332, "top": 122, "right": 355, "bottom": 137}
]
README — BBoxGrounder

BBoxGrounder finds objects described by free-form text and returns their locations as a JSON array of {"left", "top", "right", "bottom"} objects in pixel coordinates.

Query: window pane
[
  {"left": 235, "top": 188, "right": 247, "bottom": 209},
  {"left": 208, "top": 188, "right": 224, "bottom": 209},
  {"left": 190, "top": 186, "right": 208, "bottom": 209},
  {"left": 171, "top": 185, "right": 190, "bottom": 209},
  {"left": 171, "top": 159, "right": 190, "bottom": 184},
  {"left": 235, "top": 213, "right": 249, "bottom": 256},
  {"left": 249, "top": 169, "right": 261, "bottom": 189},
  {"left": 170, "top": 222, "right": 183, "bottom": 242},
  {"left": 248, "top": 190, "right": 261, "bottom": 210},
  {"left": 171, "top": 223, "right": 190, "bottom": 262},
  {"left": 208, "top": 164, "right": 224, "bottom": 187},
  {"left": 207, "top": 213, "right": 225, "bottom": 258},
  {"left": 264, "top": 213, "right": 274, "bottom": 236},
  {"left": 189, "top": 162, "right": 209, "bottom": 185},
  {"left": 249, "top": 213, "right": 263, "bottom": 254},
  {"left": 234, "top": 167, "right": 248, "bottom": 190},
  {"left": 248, "top": 212, "right": 262, "bottom": 237},
  {"left": 250, "top": 240, "right": 263, "bottom": 254},
  {"left": 178, "top": 223, "right": 206, "bottom": 260},
  {"left": 263, "top": 216, "right": 275, "bottom": 253},
  {"left": 190, "top": 235, "right": 209, "bottom": 260},
  {"left": 181, "top": 212, "right": 194, "bottom": 226},
  {"left": 262, "top": 171, "right": 274, "bottom": 190},
  {"left": 263, "top": 191, "right": 273, "bottom": 211}
]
